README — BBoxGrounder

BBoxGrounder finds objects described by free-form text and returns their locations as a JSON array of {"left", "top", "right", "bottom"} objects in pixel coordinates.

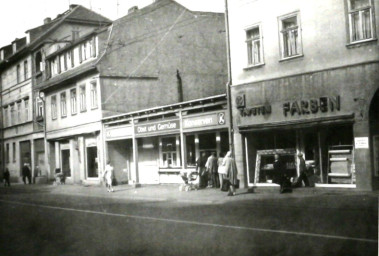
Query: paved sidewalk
[{"left": 2, "top": 182, "right": 377, "bottom": 205}]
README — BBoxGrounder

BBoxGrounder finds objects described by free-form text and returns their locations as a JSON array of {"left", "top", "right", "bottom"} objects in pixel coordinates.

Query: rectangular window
[
  {"left": 16, "top": 64, "right": 21, "bottom": 83},
  {"left": 71, "top": 89, "right": 77, "bottom": 115},
  {"left": 51, "top": 95, "right": 57, "bottom": 120},
  {"left": 12, "top": 142, "right": 16, "bottom": 163},
  {"left": 90, "top": 81, "right": 98, "bottom": 109},
  {"left": 24, "top": 99, "right": 29, "bottom": 122},
  {"left": 246, "top": 25, "right": 263, "bottom": 66},
  {"left": 92, "top": 37, "right": 97, "bottom": 57},
  {"left": 6, "top": 144, "right": 9, "bottom": 163},
  {"left": 3, "top": 107, "right": 8, "bottom": 127},
  {"left": 348, "top": 0, "right": 375, "bottom": 42},
  {"left": 36, "top": 97, "right": 44, "bottom": 117},
  {"left": 24, "top": 60, "right": 28, "bottom": 80},
  {"left": 17, "top": 102, "right": 21, "bottom": 124},
  {"left": 82, "top": 43, "right": 87, "bottom": 61},
  {"left": 80, "top": 85, "right": 86, "bottom": 112},
  {"left": 160, "top": 137, "right": 181, "bottom": 167},
  {"left": 279, "top": 12, "right": 302, "bottom": 59},
  {"left": 10, "top": 104, "right": 15, "bottom": 126},
  {"left": 60, "top": 92, "right": 67, "bottom": 117}
]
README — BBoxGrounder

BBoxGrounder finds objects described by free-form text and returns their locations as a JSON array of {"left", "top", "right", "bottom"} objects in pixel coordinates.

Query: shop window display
[{"left": 161, "top": 137, "right": 179, "bottom": 167}]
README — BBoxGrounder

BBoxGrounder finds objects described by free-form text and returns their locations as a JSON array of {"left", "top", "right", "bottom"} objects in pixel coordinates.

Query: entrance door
[
  {"left": 86, "top": 146, "right": 98, "bottom": 178},
  {"left": 19, "top": 141, "right": 31, "bottom": 176},
  {"left": 61, "top": 149, "right": 71, "bottom": 177}
]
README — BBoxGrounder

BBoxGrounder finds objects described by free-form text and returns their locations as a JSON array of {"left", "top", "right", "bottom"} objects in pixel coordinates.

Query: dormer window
[
  {"left": 35, "top": 51, "right": 42, "bottom": 73},
  {"left": 12, "top": 43, "right": 17, "bottom": 54}
]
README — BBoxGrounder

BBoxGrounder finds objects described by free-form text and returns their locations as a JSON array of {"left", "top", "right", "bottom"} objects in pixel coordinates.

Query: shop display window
[
  {"left": 160, "top": 137, "right": 180, "bottom": 168},
  {"left": 186, "top": 135, "right": 196, "bottom": 167}
]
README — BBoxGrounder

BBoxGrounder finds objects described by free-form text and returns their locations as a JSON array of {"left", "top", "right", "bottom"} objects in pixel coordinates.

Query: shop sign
[
  {"left": 355, "top": 137, "right": 369, "bottom": 149},
  {"left": 236, "top": 94, "right": 271, "bottom": 117},
  {"left": 106, "top": 125, "right": 133, "bottom": 140},
  {"left": 283, "top": 95, "right": 340, "bottom": 117},
  {"left": 183, "top": 112, "right": 226, "bottom": 129},
  {"left": 135, "top": 119, "right": 180, "bottom": 135}
]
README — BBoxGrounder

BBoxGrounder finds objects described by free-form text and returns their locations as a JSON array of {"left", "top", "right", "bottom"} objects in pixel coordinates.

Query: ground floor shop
[
  {"left": 2, "top": 132, "right": 46, "bottom": 183},
  {"left": 232, "top": 62, "right": 379, "bottom": 190},
  {"left": 46, "top": 123, "right": 104, "bottom": 184},
  {"left": 103, "top": 95, "right": 229, "bottom": 185}
]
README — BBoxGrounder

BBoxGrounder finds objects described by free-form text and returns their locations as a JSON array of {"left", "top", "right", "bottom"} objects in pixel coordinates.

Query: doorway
[
  {"left": 86, "top": 146, "right": 98, "bottom": 178},
  {"left": 61, "top": 149, "right": 71, "bottom": 177}
]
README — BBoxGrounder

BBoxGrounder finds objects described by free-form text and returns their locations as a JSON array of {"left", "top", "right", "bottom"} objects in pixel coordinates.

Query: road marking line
[{"left": 0, "top": 199, "right": 376, "bottom": 243}]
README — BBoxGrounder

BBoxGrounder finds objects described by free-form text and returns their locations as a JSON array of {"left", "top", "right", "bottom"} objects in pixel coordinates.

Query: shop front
[
  {"left": 46, "top": 123, "right": 103, "bottom": 184},
  {"left": 232, "top": 63, "right": 379, "bottom": 191},
  {"left": 103, "top": 95, "right": 229, "bottom": 185}
]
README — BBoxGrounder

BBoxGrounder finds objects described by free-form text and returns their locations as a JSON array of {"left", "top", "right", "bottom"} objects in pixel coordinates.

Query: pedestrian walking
[
  {"left": 103, "top": 161, "right": 114, "bottom": 192},
  {"left": 223, "top": 151, "right": 238, "bottom": 196},
  {"left": 217, "top": 152, "right": 227, "bottom": 191},
  {"left": 3, "top": 168, "right": 10, "bottom": 187},
  {"left": 22, "top": 163, "right": 32, "bottom": 185},
  {"left": 196, "top": 152, "right": 208, "bottom": 188},
  {"left": 273, "top": 154, "right": 292, "bottom": 193},
  {"left": 292, "top": 153, "right": 310, "bottom": 188},
  {"left": 205, "top": 152, "right": 219, "bottom": 188}
]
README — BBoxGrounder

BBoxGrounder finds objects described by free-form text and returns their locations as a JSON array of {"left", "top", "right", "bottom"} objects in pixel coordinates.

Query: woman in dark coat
[{"left": 224, "top": 151, "right": 238, "bottom": 196}]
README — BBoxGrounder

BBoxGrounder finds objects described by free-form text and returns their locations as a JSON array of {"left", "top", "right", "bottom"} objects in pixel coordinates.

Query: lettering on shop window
[
  {"left": 236, "top": 94, "right": 271, "bottom": 117},
  {"left": 239, "top": 105, "right": 272, "bottom": 117},
  {"left": 283, "top": 95, "right": 340, "bottom": 117}
]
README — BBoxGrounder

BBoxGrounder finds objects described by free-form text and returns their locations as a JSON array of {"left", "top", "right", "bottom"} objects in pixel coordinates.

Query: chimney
[
  {"left": 44, "top": 17, "right": 51, "bottom": 24},
  {"left": 128, "top": 6, "right": 138, "bottom": 14},
  {"left": 70, "top": 4, "right": 78, "bottom": 10}
]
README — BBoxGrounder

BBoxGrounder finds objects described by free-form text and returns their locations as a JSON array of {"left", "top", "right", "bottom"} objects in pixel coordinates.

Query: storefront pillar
[
  {"left": 233, "top": 132, "right": 246, "bottom": 188},
  {"left": 216, "top": 132, "right": 221, "bottom": 157},
  {"left": 78, "top": 136, "right": 85, "bottom": 181},
  {"left": 54, "top": 141, "right": 60, "bottom": 170},
  {"left": 30, "top": 139, "right": 35, "bottom": 179},
  {"left": 195, "top": 134, "right": 200, "bottom": 160},
  {"left": 353, "top": 120, "right": 373, "bottom": 191},
  {"left": 131, "top": 119, "right": 141, "bottom": 187}
]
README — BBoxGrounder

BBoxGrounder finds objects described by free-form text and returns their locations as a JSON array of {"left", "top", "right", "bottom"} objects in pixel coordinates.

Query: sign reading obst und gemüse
[{"left": 135, "top": 120, "right": 180, "bottom": 135}]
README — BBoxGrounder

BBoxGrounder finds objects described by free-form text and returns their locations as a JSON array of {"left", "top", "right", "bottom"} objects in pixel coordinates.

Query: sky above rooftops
[{"left": 0, "top": 0, "right": 225, "bottom": 48}]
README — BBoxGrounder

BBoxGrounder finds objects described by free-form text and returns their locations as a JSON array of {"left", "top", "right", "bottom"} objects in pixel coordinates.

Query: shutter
[
  {"left": 79, "top": 44, "right": 83, "bottom": 63},
  {"left": 71, "top": 50, "right": 75, "bottom": 67},
  {"left": 92, "top": 37, "right": 97, "bottom": 57}
]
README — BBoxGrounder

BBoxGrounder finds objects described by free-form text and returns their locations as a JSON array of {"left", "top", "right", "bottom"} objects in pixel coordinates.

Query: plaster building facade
[
  {"left": 227, "top": 0, "right": 379, "bottom": 190},
  {"left": 37, "top": 0, "right": 227, "bottom": 185},
  {"left": 0, "top": 4, "right": 111, "bottom": 183},
  {"left": 101, "top": 0, "right": 228, "bottom": 185}
]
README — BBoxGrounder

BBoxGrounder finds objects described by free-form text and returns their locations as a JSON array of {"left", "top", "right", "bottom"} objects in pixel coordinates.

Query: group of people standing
[
  {"left": 3, "top": 163, "right": 32, "bottom": 187},
  {"left": 196, "top": 150, "right": 238, "bottom": 196}
]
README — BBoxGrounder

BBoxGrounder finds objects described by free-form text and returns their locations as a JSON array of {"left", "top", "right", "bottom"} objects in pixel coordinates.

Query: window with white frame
[
  {"left": 90, "top": 81, "right": 98, "bottom": 109},
  {"left": 60, "top": 92, "right": 67, "bottom": 117},
  {"left": 347, "top": 0, "right": 375, "bottom": 43},
  {"left": 36, "top": 97, "right": 44, "bottom": 117},
  {"left": 279, "top": 12, "right": 302, "bottom": 59},
  {"left": 3, "top": 107, "right": 8, "bottom": 127},
  {"left": 24, "top": 99, "right": 29, "bottom": 122},
  {"left": 17, "top": 102, "right": 21, "bottom": 124},
  {"left": 12, "top": 142, "right": 16, "bottom": 162},
  {"left": 10, "top": 104, "right": 15, "bottom": 125},
  {"left": 79, "top": 84, "right": 86, "bottom": 112},
  {"left": 6, "top": 144, "right": 9, "bottom": 163},
  {"left": 16, "top": 64, "right": 21, "bottom": 83},
  {"left": 70, "top": 88, "right": 77, "bottom": 115},
  {"left": 24, "top": 60, "right": 28, "bottom": 80},
  {"left": 160, "top": 136, "right": 181, "bottom": 167},
  {"left": 246, "top": 25, "right": 263, "bottom": 66},
  {"left": 51, "top": 95, "right": 57, "bottom": 120}
]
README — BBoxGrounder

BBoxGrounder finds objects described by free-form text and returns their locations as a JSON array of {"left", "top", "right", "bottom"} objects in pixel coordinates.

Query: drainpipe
[{"left": 224, "top": 0, "right": 234, "bottom": 156}]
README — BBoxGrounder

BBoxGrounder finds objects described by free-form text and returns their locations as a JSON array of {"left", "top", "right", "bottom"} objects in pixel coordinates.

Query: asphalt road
[{"left": 0, "top": 185, "right": 377, "bottom": 256}]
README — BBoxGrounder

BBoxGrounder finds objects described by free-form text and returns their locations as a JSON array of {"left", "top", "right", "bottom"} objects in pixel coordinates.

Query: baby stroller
[
  {"left": 179, "top": 171, "right": 199, "bottom": 191},
  {"left": 54, "top": 168, "right": 66, "bottom": 185}
]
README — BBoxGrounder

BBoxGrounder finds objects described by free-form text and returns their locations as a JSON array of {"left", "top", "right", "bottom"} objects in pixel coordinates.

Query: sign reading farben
[{"left": 135, "top": 120, "right": 180, "bottom": 135}]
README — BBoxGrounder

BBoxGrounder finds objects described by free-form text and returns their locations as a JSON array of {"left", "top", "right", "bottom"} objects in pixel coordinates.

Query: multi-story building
[
  {"left": 0, "top": 4, "right": 111, "bottom": 183},
  {"left": 227, "top": 0, "right": 379, "bottom": 190},
  {"left": 37, "top": 0, "right": 227, "bottom": 185},
  {"left": 100, "top": 0, "right": 228, "bottom": 185},
  {"left": 0, "top": 37, "right": 34, "bottom": 182}
]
